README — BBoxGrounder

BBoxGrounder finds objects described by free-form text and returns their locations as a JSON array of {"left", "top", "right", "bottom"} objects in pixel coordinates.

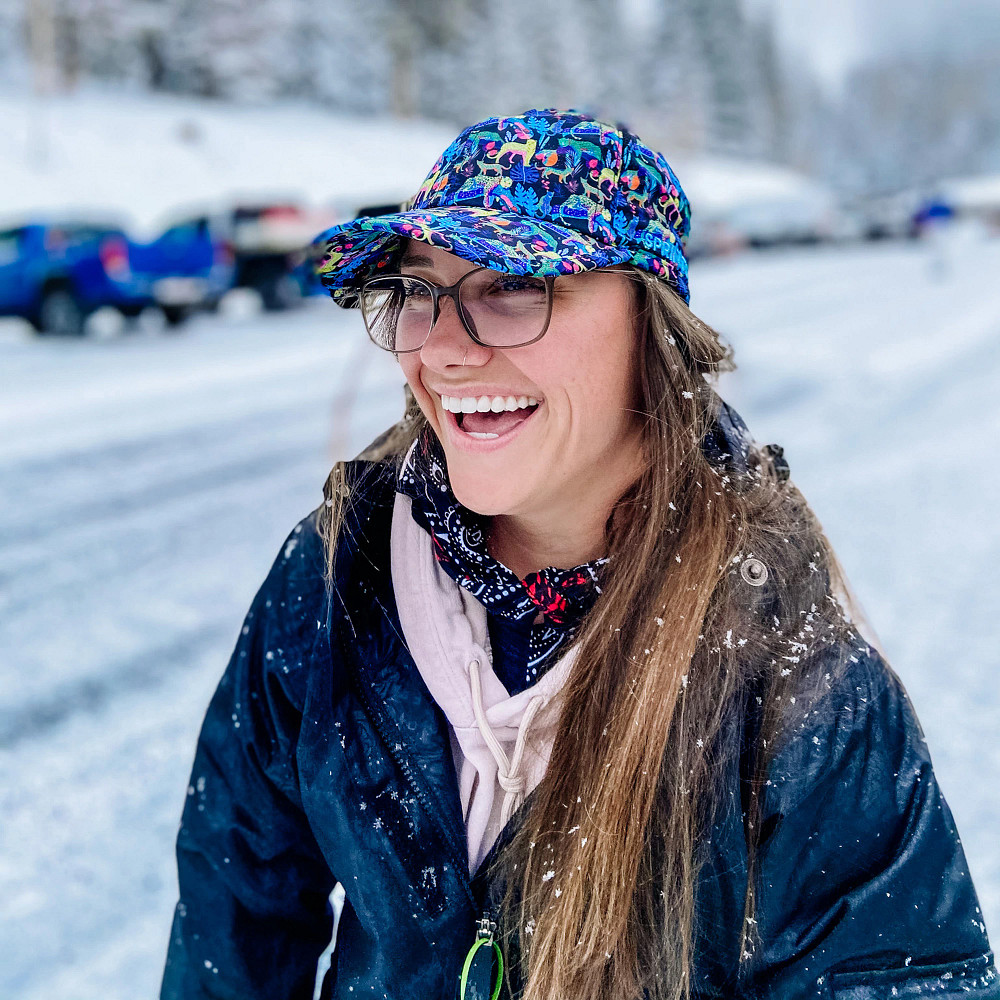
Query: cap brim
[{"left": 313, "top": 206, "right": 638, "bottom": 306}]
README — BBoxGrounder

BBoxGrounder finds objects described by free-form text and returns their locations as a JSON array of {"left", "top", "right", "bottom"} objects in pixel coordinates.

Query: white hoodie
[{"left": 390, "top": 492, "right": 576, "bottom": 873}]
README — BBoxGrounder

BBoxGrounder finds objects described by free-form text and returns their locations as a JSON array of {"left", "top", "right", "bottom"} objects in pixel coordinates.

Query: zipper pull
[{"left": 459, "top": 911, "right": 504, "bottom": 1000}]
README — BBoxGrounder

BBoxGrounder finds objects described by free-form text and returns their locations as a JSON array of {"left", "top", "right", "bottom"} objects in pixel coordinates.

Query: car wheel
[
  {"left": 38, "top": 288, "right": 86, "bottom": 336},
  {"left": 161, "top": 304, "right": 190, "bottom": 328}
]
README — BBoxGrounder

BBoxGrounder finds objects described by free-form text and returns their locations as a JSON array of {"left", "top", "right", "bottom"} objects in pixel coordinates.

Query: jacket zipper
[
  {"left": 362, "top": 672, "right": 507, "bottom": 997},
  {"left": 459, "top": 913, "right": 503, "bottom": 1000},
  {"left": 346, "top": 639, "right": 478, "bottom": 910}
]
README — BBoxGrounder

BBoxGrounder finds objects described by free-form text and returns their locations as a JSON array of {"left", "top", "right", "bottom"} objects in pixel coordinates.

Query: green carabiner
[{"left": 459, "top": 915, "right": 504, "bottom": 1000}]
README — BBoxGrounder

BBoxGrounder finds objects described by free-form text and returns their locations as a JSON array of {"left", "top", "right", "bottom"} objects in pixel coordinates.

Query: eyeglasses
[{"left": 359, "top": 267, "right": 557, "bottom": 354}]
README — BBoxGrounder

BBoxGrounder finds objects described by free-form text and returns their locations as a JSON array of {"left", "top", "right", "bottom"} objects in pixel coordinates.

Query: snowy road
[
  {"left": 2, "top": 240, "right": 999, "bottom": 998},
  {"left": 0, "top": 302, "right": 405, "bottom": 998}
]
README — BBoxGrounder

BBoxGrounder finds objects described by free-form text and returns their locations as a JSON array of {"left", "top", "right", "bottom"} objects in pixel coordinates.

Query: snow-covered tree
[
  {"left": 19, "top": 0, "right": 985, "bottom": 199},
  {"left": 834, "top": 45, "right": 1000, "bottom": 194},
  {"left": 686, "top": 0, "right": 757, "bottom": 154}
]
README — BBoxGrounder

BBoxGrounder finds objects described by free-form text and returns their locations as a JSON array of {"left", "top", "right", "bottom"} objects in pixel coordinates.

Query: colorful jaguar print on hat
[{"left": 315, "top": 108, "right": 692, "bottom": 304}]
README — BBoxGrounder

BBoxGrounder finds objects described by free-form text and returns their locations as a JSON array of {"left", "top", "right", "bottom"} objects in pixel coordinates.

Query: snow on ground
[
  {"left": 0, "top": 87, "right": 454, "bottom": 232},
  {"left": 0, "top": 299, "right": 405, "bottom": 999},
  {"left": 2, "top": 237, "right": 999, "bottom": 998}
]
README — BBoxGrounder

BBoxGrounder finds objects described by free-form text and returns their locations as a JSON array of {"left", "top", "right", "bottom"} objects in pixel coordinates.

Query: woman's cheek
[{"left": 399, "top": 367, "right": 435, "bottom": 425}]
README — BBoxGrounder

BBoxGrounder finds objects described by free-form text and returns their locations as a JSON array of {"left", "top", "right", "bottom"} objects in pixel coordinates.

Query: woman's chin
[{"left": 449, "top": 475, "right": 524, "bottom": 518}]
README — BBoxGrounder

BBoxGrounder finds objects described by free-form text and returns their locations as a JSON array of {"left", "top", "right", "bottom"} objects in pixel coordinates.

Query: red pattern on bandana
[
  {"left": 523, "top": 569, "right": 594, "bottom": 626},
  {"left": 397, "top": 431, "right": 607, "bottom": 680}
]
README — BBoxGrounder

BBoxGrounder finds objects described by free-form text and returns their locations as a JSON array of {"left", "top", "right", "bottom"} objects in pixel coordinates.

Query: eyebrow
[{"left": 399, "top": 251, "right": 436, "bottom": 269}]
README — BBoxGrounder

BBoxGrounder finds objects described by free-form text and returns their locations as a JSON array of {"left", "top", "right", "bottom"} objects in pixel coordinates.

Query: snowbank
[
  {"left": 0, "top": 87, "right": 455, "bottom": 235},
  {"left": 675, "top": 154, "right": 838, "bottom": 248},
  {"left": 941, "top": 173, "right": 1000, "bottom": 214}
]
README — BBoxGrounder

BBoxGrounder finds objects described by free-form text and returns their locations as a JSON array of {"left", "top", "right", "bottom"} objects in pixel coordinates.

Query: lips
[
  {"left": 460, "top": 406, "right": 535, "bottom": 437},
  {"left": 432, "top": 389, "right": 543, "bottom": 444},
  {"left": 439, "top": 398, "right": 542, "bottom": 450}
]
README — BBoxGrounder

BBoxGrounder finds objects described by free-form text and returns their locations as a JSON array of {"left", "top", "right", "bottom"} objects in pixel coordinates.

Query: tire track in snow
[
  {"left": 0, "top": 321, "right": 396, "bottom": 736},
  {"left": 0, "top": 620, "right": 230, "bottom": 747}
]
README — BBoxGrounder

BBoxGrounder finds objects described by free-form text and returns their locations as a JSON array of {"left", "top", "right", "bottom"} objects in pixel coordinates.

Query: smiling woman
[
  {"left": 391, "top": 246, "right": 643, "bottom": 574},
  {"left": 160, "top": 110, "right": 999, "bottom": 1000}
]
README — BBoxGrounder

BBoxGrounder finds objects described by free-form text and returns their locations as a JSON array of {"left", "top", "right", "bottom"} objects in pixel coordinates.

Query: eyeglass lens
[{"left": 361, "top": 270, "right": 551, "bottom": 352}]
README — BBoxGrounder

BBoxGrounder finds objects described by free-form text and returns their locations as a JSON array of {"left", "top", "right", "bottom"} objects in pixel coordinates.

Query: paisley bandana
[{"left": 396, "top": 432, "right": 607, "bottom": 684}]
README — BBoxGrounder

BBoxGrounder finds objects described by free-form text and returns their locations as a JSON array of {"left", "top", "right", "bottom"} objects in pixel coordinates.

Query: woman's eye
[
  {"left": 401, "top": 280, "right": 431, "bottom": 300},
  {"left": 488, "top": 276, "right": 546, "bottom": 295}
]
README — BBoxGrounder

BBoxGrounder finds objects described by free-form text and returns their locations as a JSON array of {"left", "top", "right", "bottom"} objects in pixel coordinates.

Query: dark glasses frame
[{"left": 359, "top": 267, "right": 556, "bottom": 354}]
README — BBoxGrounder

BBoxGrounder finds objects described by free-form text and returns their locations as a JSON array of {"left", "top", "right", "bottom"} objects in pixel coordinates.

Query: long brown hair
[{"left": 320, "top": 270, "right": 855, "bottom": 1000}]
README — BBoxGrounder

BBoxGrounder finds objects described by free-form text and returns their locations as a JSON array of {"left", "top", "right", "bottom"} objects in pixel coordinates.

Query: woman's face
[{"left": 396, "top": 243, "right": 645, "bottom": 523}]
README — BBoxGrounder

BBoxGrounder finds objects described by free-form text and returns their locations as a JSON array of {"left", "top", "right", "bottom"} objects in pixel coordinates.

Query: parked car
[
  {"left": 353, "top": 200, "right": 407, "bottom": 219},
  {"left": 676, "top": 158, "right": 838, "bottom": 255},
  {"left": 152, "top": 202, "right": 336, "bottom": 313},
  {"left": 0, "top": 219, "right": 155, "bottom": 335},
  {"left": 131, "top": 216, "right": 236, "bottom": 325},
  {"left": 852, "top": 191, "right": 924, "bottom": 242}
]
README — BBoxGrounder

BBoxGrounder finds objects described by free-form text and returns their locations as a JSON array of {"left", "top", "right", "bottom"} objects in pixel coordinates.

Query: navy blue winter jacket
[{"left": 160, "top": 458, "right": 997, "bottom": 999}]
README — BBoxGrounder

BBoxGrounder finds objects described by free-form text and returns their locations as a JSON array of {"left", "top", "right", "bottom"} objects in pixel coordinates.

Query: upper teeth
[{"left": 440, "top": 394, "right": 539, "bottom": 414}]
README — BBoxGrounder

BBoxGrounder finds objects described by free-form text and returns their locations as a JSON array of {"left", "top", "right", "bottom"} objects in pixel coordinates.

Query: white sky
[{"left": 743, "top": 0, "right": 1000, "bottom": 90}]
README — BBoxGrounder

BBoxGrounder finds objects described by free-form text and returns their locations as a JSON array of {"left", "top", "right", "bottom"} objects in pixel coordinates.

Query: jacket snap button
[{"left": 740, "top": 558, "right": 768, "bottom": 587}]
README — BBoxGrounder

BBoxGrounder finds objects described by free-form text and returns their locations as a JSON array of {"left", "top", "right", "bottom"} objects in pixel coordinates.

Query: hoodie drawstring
[{"left": 468, "top": 658, "right": 545, "bottom": 826}]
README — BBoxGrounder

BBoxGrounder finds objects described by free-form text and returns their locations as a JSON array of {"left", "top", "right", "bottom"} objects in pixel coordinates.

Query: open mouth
[{"left": 440, "top": 394, "right": 541, "bottom": 440}]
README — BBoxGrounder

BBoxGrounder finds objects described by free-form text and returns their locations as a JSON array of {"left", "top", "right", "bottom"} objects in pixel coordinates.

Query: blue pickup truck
[
  {"left": 0, "top": 220, "right": 158, "bottom": 336},
  {"left": 133, "top": 216, "right": 236, "bottom": 325},
  {"left": 0, "top": 216, "right": 238, "bottom": 336},
  {"left": 153, "top": 203, "right": 329, "bottom": 311}
]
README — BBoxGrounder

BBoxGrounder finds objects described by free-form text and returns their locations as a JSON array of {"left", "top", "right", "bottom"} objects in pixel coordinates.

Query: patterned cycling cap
[{"left": 314, "top": 108, "right": 692, "bottom": 304}]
